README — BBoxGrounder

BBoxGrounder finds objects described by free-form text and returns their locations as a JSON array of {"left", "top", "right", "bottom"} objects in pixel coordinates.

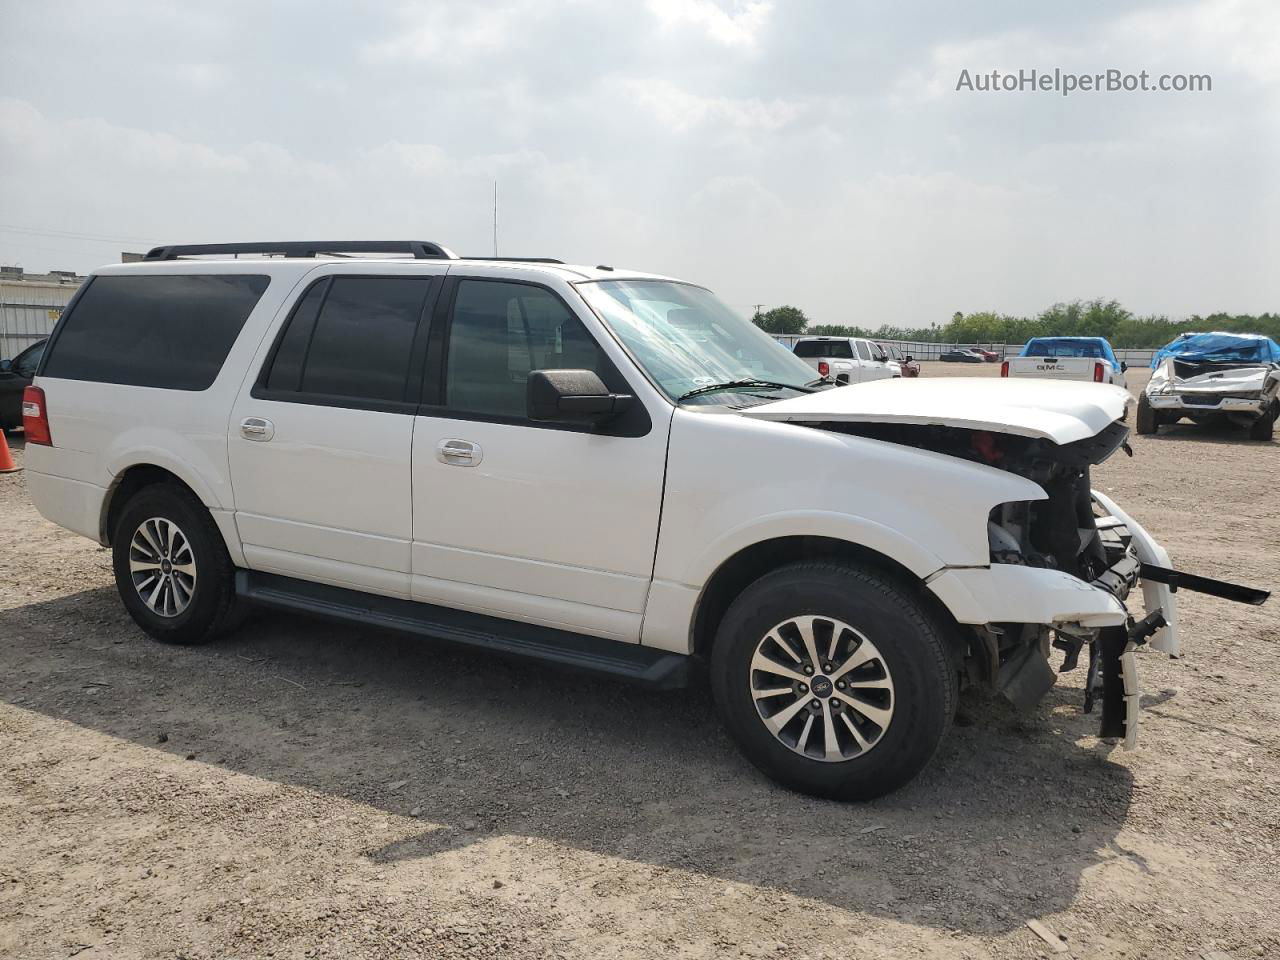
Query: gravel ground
[{"left": 1, "top": 365, "right": 1277, "bottom": 960}]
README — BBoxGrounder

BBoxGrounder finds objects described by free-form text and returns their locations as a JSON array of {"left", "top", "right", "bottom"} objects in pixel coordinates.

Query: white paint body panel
[
  {"left": 638, "top": 407, "right": 1049, "bottom": 653},
  {"left": 741, "top": 376, "right": 1132, "bottom": 443},
  {"left": 409, "top": 414, "right": 670, "bottom": 642}
]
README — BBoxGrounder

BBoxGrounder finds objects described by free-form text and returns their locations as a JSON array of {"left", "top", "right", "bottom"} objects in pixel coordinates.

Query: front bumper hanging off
[{"left": 1085, "top": 559, "right": 1269, "bottom": 749}]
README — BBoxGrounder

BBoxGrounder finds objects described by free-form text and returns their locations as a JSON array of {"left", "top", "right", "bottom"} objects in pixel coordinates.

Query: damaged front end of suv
[
  {"left": 749, "top": 378, "right": 1270, "bottom": 746},
  {"left": 1138, "top": 332, "right": 1280, "bottom": 441}
]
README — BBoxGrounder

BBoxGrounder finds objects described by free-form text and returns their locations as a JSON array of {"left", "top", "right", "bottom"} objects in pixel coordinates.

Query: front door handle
[
  {"left": 437, "top": 438, "right": 482, "bottom": 466},
  {"left": 240, "top": 417, "right": 275, "bottom": 441}
]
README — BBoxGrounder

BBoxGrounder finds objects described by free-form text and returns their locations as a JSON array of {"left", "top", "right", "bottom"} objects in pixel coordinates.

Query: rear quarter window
[
  {"left": 794, "top": 340, "right": 853, "bottom": 359},
  {"left": 42, "top": 274, "right": 270, "bottom": 390}
]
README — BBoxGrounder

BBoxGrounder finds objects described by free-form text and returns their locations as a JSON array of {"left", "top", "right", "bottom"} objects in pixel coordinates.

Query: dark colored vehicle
[
  {"left": 0, "top": 338, "right": 47, "bottom": 431},
  {"left": 939, "top": 348, "right": 985, "bottom": 363}
]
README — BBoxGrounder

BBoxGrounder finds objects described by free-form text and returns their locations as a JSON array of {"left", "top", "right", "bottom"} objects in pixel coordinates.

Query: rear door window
[
  {"left": 260, "top": 276, "right": 433, "bottom": 408},
  {"left": 42, "top": 274, "right": 269, "bottom": 390},
  {"left": 855, "top": 340, "right": 872, "bottom": 361}
]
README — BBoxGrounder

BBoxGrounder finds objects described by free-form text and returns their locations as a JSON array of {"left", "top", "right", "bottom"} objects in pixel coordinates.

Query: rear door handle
[
  {"left": 240, "top": 417, "right": 275, "bottom": 441},
  {"left": 437, "top": 438, "right": 482, "bottom": 466}
]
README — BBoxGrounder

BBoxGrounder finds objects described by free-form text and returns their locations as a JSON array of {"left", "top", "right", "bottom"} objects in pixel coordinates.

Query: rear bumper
[{"left": 26, "top": 469, "right": 107, "bottom": 543}]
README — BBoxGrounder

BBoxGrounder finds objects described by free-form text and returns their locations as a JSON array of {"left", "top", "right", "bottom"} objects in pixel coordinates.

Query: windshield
[{"left": 577, "top": 280, "right": 818, "bottom": 401}]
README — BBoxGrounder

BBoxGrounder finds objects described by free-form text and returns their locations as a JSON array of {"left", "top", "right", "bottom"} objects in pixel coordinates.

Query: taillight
[
  {"left": 1093, "top": 362, "right": 1104, "bottom": 382},
  {"left": 22, "top": 386, "right": 52, "bottom": 445},
  {"left": 1000, "top": 360, "right": 1009, "bottom": 377},
  {"left": 818, "top": 360, "right": 830, "bottom": 378}
]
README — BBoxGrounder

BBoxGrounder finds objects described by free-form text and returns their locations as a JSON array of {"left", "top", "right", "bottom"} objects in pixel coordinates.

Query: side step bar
[
  {"left": 235, "top": 571, "right": 691, "bottom": 690},
  {"left": 1139, "top": 563, "right": 1270, "bottom": 606}
]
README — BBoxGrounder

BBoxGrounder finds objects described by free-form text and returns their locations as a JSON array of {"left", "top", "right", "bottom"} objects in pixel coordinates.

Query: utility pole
[
  {"left": 752, "top": 303, "right": 766, "bottom": 317},
  {"left": 493, "top": 180, "right": 498, "bottom": 257}
]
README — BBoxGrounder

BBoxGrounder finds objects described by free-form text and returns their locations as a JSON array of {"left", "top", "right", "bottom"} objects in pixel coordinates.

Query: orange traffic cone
[{"left": 0, "top": 431, "right": 19, "bottom": 473}]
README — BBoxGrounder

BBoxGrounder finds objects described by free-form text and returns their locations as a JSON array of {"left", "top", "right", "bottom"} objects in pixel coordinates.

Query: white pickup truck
[
  {"left": 791, "top": 336, "right": 898, "bottom": 384},
  {"left": 1001, "top": 337, "right": 1127, "bottom": 389}
]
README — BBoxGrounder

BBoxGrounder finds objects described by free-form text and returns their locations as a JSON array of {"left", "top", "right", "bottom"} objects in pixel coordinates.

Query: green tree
[{"left": 753, "top": 305, "right": 809, "bottom": 335}]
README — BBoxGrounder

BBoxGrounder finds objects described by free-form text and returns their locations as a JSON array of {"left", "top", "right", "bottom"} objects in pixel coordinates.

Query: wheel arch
[
  {"left": 100, "top": 464, "right": 241, "bottom": 567},
  {"left": 689, "top": 535, "right": 964, "bottom": 663}
]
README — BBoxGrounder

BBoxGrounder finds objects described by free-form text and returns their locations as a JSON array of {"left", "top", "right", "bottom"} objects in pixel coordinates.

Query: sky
[{"left": 1, "top": 0, "right": 1277, "bottom": 327}]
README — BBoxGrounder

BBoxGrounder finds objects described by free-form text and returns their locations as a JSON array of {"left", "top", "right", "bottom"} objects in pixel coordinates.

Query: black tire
[
  {"left": 1248, "top": 401, "right": 1277, "bottom": 441},
  {"left": 710, "top": 561, "right": 956, "bottom": 801},
  {"left": 1135, "top": 394, "right": 1158, "bottom": 435},
  {"left": 112, "top": 483, "right": 240, "bottom": 645}
]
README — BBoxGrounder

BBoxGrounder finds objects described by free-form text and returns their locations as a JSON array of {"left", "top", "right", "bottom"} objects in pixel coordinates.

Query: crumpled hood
[
  {"left": 1148, "top": 358, "right": 1278, "bottom": 394},
  {"left": 740, "top": 377, "right": 1131, "bottom": 444}
]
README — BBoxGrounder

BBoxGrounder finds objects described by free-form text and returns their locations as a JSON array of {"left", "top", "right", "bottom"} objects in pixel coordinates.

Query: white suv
[{"left": 26, "top": 240, "right": 1258, "bottom": 800}]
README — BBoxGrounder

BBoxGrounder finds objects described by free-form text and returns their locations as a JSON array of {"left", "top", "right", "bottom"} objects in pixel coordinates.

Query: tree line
[{"left": 752, "top": 299, "right": 1280, "bottom": 348}]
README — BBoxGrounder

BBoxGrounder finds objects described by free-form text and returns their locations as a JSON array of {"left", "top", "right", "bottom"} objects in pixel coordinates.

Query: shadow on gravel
[
  {"left": 1144, "top": 420, "right": 1268, "bottom": 444},
  {"left": 1, "top": 586, "right": 1135, "bottom": 936}
]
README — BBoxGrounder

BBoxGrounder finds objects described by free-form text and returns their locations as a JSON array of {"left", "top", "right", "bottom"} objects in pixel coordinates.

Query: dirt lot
[{"left": 2, "top": 364, "right": 1277, "bottom": 960}]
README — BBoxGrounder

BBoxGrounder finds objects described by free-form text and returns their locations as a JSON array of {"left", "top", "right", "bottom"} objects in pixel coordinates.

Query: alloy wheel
[
  {"left": 749, "top": 615, "right": 895, "bottom": 762},
  {"left": 128, "top": 517, "right": 197, "bottom": 618}
]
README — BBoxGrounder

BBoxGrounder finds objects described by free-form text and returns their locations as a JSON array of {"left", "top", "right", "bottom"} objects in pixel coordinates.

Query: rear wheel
[
  {"left": 112, "top": 484, "right": 240, "bottom": 645},
  {"left": 710, "top": 562, "right": 955, "bottom": 800},
  {"left": 1135, "top": 394, "right": 1158, "bottom": 435}
]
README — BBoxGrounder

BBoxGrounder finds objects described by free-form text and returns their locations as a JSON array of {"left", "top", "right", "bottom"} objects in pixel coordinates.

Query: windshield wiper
[{"left": 676, "top": 379, "right": 813, "bottom": 402}]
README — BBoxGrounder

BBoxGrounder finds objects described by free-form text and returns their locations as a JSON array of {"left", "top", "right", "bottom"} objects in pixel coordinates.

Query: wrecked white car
[
  {"left": 25, "top": 250, "right": 1272, "bottom": 801},
  {"left": 1137, "top": 332, "right": 1280, "bottom": 441}
]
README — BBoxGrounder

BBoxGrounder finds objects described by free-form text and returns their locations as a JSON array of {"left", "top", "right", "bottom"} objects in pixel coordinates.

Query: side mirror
[
  {"left": 527, "top": 369, "right": 632, "bottom": 424},
  {"left": 1120, "top": 361, "right": 1128, "bottom": 372},
  {"left": 0, "top": 359, "right": 12, "bottom": 374}
]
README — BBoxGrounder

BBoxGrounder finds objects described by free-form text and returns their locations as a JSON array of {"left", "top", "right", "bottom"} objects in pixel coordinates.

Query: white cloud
[
  {"left": 619, "top": 78, "right": 806, "bottom": 132},
  {"left": 646, "top": 0, "right": 773, "bottom": 48}
]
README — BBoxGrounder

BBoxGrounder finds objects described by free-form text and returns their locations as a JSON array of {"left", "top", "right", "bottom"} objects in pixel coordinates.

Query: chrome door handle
[
  {"left": 240, "top": 417, "right": 275, "bottom": 441},
  {"left": 437, "top": 438, "right": 482, "bottom": 466}
]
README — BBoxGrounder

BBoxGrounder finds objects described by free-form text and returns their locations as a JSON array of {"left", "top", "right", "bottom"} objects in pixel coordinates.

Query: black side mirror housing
[
  {"left": 0, "top": 359, "right": 12, "bottom": 374},
  {"left": 1120, "top": 361, "right": 1128, "bottom": 372},
  {"left": 527, "top": 369, "right": 632, "bottom": 424}
]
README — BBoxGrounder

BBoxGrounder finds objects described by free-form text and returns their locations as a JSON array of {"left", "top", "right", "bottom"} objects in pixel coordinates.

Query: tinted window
[
  {"left": 265, "top": 280, "right": 327, "bottom": 393},
  {"left": 290, "top": 277, "right": 430, "bottom": 402},
  {"left": 446, "top": 280, "right": 607, "bottom": 418},
  {"left": 793, "top": 340, "right": 853, "bottom": 359},
  {"left": 13, "top": 341, "right": 45, "bottom": 378},
  {"left": 855, "top": 340, "right": 872, "bottom": 361},
  {"left": 43, "top": 274, "right": 269, "bottom": 390}
]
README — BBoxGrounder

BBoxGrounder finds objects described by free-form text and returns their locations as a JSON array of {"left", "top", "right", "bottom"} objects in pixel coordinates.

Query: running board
[
  {"left": 234, "top": 571, "right": 691, "bottom": 690},
  {"left": 1139, "top": 563, "right": 1270, "bottom": 606}
]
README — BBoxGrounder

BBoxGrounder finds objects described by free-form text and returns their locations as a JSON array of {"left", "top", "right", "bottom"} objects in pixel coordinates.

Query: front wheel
[
  {"left": 1248, "top": 401, "right": 1277, "bottom": 441},
  {"left": 710, "top": 562, "right": 956, "bottom": 800},
  {"left": 112, "top": 484, "right": 240, "bottom": 645},
  {"left": 1135, "top": 394, "right": 1158, "bottom": 435}
]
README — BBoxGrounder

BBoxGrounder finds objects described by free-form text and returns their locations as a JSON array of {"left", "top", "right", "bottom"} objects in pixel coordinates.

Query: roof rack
[
  {"left": 465, "top": 256, "right": 564, "bottom": 264},
  {"left": 142, "top": 241, "right": 459, "bottom": 261}
]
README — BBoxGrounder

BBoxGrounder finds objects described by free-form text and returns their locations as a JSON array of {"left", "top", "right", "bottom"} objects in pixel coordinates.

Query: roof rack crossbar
[{"left": 142, "top": 241, "right": 459, "bottom": 261}]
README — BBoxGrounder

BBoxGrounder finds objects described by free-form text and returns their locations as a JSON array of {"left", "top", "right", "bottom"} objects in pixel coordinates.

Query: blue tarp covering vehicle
[
  {"left": 1150, "top": 332, "right": 1280, "bottom": 368},
  {"left": 1021, "top": 337, "right": 1119, "bottom": 366}
]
